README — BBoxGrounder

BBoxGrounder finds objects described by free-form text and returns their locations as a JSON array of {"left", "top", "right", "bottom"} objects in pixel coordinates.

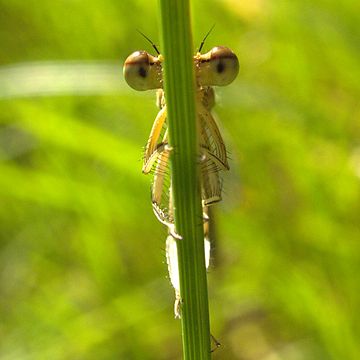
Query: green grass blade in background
[{"left": 159, "top": 0, "right": 211, "bottom": 358}]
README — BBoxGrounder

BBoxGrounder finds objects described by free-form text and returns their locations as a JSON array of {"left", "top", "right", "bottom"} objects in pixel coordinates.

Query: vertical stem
[{"left": 158, "top": 1, "right": 211, "bottom": 359}]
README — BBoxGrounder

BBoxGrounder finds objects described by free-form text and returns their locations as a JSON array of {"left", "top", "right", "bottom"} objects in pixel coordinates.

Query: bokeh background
[{"left": 1, "top": 0, "right": 359, "bottom": 359}]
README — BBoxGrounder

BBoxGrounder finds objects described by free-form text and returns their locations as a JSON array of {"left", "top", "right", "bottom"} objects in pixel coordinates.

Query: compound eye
[
  {"left": 208, "top": 46, "right": 239, "bottom": 86},
  {"left": 123, "top": 51, "right": 162, "bottom": 91}
]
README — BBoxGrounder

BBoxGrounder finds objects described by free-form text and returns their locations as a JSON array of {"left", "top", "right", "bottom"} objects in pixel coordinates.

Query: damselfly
[{"left": 123, "top": 34, "right": 239, "bottom": 317}]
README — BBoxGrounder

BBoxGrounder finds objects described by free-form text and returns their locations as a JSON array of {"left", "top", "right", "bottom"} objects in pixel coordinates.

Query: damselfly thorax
[{"left": 124, "top": 43, "right": 239, "bottom": 317}]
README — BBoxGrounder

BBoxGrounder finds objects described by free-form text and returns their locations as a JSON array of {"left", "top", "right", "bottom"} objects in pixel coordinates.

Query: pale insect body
[{"left": 124, "top": 42, "right": 239, "bottom": 317}]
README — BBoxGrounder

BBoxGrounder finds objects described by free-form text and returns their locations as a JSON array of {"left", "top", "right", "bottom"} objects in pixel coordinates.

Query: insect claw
[
  {"left": 169, "top": 225, "right": 182, "bottom": 240},
  {"left": 203, "top": 211, "right": 210, "bottom": 221},
  {"left": 164, "top": 144, "right": 173, "bottom": 152},
  {"left": 174, "top": 294, "right": 182, "bottom": 319},
  {"left": 210, "top": 334, "right": 221, "bottom": 352}
]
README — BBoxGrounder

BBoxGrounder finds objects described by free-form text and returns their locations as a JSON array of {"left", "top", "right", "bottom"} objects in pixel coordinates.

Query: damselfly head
[
  {"left": 197, "top": 46, "right": 239, "bottom": 87},
  {"left": 123, "top": 51, "right": 162, "bottom": 91}
]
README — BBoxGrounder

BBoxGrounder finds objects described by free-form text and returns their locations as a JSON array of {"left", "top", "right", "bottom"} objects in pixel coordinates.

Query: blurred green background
[{"left": 0, "top": 0, "right": 359, "bottom": 359}]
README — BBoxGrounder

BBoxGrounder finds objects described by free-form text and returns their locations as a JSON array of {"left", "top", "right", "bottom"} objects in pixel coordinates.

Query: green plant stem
[{"left": 158, "top": 1, "right": 211, "bottom": 359}]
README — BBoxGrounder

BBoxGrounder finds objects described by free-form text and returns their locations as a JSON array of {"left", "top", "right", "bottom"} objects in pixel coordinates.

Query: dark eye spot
[
  {"left": 138, "top": 66, "right": 147, "bottom": 78},
  {"left": 216, "top": 61, "right": 225, "bottom": 73}
]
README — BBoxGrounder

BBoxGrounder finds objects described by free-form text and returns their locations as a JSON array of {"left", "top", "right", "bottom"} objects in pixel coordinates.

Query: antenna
[
  {"left": 198, "top": 24, "right": 215, "bottom": 52},
  {"left": 136, "top": 29, "right": 160, "bottom": 55}
]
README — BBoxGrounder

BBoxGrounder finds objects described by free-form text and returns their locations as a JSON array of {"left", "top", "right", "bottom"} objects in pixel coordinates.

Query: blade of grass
[{"left": 158, "top": 1, "right": 211, "bottom": 359}]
